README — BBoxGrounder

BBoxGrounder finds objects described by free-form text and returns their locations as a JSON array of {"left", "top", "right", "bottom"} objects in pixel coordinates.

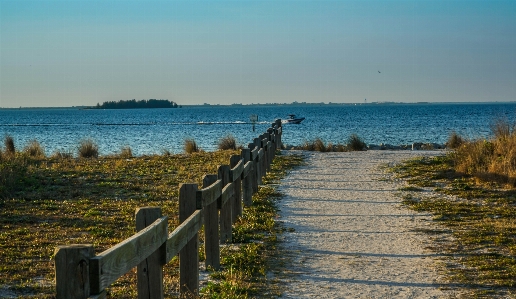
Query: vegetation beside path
[
  {"left": 391, "top": 122, "right": 516, "bottom": 298},
  {"left": 0, "top": 146, "right": 303, "bottom": 298}
]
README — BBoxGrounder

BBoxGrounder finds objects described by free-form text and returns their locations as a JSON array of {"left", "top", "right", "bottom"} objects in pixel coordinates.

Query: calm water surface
[{"left": 1, "top": 103, "right": 515, "bottom": 156}]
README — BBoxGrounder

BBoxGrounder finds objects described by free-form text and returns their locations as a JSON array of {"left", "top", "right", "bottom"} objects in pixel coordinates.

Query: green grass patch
[
  {"left": 391, "top": 153, "right": 516, "bottom": 297},
  {"left": 0, "top": 150, "right": 303, "bottom": 298},
  {"left": 201, "top": 152, "right": 304, "bottom": 298}
]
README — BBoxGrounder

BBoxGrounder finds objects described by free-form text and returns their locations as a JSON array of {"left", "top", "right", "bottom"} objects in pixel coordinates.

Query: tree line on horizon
[{"left": 95, "top": 99, "right": 179, "bottom": 109}]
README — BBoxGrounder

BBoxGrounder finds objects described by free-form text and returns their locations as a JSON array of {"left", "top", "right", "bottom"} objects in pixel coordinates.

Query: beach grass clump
[
  {"left": 23, "top": 140, "right": 45, "bottom": 158},
  {"left": 451, "top": 118, "right": 516, "bottom": 186},
  {"left": 347, "top": 134, "right": 366, "bottom": 151},
  {"left": 4, "top": 135, "right": 15, "bottom": 156},
  {"left": 78, "top": 138, "right": 99, "bottom": 158},
  {"left": 313, "top": 138, "right": 326, "bottom": 152},
  {"left": 446, "top": 131, "right": 464, "bottom": 149},
  {"left": 218, "top": 135, "right": 238, "bottom": 151},
  {"left": 299, "top": 138, "right": 348, "bottom": 152},
  {"left": 184, "top": 138, "right": 199, "bottom": 154}
]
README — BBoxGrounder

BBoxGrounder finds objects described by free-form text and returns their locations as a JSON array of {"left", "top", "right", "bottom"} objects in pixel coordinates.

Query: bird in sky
[{"left": 378, "top": 71, "right": 381, "bottom": 73}]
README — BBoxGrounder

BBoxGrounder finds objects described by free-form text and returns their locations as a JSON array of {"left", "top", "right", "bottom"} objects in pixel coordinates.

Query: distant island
[{"left": 95, "top": 99, "right": 179, "bottom": 109}]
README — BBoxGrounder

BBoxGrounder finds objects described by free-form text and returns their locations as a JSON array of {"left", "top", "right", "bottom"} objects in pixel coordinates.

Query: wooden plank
[
  {"left": 250, "top": 147, "right": 258, "bottom": 160},
  {"left": 242, "top": 150, "right": 253, "bottom": 207},
  {"left": 90, "top": 217, "right": 168, "bottom": 294},
  {"left": 243, "top": 161, "right": 253, "bottom": 177},
  {"left": 230, "top": 155, "right": 243, "bottom": 220},
  {"left": 202, "top": 175, "right": 220, "bottom": 270},
  {"left": 220, "top": 182, "right": 234, "bottom": 206},
  {"left": 135, "top": 207, "right": 165, "bottom": 299},
  {"left": 218, "top": 165, "right": 232, "bottom": 243},
  {"left": 165, "top": 210, "right": 203, "bottom": 262},
  {"left": 229, "top": 158, "right": 244, "bottom": 182},
  {"left": 55, "top": 244, "right": 94, "bottom": 299},
  {"left": 196, "top": 179, "right": 222, "bottom": 208},
  {"left": 179, "top": 183, "right": 199, "bottom": 296}
]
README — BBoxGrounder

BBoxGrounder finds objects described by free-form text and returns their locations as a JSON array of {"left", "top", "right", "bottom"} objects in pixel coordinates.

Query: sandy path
[{"left": 277, "top": 151, "right": 446, "bottom": 299}]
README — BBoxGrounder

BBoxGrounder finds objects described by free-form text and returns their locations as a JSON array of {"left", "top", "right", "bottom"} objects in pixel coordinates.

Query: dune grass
[
  {"left": 184, "top": 138, "right": 200, "bottom": 154},
  {"left": 298, "top": 134, "right": 366, "bottom": 152},
  {"left": 217, "top": 135, "right": 238, "bottom": 151},
  {"left": 4, "top": 134, "right": 15, "bottom": 156},
  {"left": 391, "top": 122, "right": 516, "bottom": 297},
  {"left": 78, "top": 138, "right": 99, "bottom": 158},
  {"left": 0, "top": 146, "right": 303, "bottom": 298}
]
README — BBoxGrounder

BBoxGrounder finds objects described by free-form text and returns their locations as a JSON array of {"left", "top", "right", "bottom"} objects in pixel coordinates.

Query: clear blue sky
[{"left": 1, "top": 0, "right": 515, "bottom": 108}]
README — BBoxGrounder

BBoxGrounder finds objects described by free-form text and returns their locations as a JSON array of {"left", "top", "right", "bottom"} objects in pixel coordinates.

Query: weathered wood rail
[{"left": 54, "top": 119, "right": 283, "bottom": 299}]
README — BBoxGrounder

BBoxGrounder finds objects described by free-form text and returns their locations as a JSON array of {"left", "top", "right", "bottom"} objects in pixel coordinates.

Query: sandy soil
[{"left": 277, "top": 150, "right": 448, "bottom": 299}]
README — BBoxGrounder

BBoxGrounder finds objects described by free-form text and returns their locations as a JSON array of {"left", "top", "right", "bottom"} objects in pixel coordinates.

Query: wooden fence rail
[{"left": 54, "top": 119, "right": 283, "bottom": 299}]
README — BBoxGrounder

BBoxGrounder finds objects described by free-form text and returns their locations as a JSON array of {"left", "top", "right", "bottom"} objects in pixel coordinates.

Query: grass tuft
[
  {"left": 78, "top": 139, "right": 99, "bottom": 158},
  {"left": 446, "top": 131, "right": 464, "bottom": 149},
  {"left": 4, "top": 135, "right": 15, "bottom": 156},
  {"left": 218, "top": 135, "right": 238, "bottom": 151},
  {"left": 23, "top": 140, "right": 45, "bottom": 158},
  {"left": 347, "top": 133, "right": 366, "bottom": 151},
  {"left": 184, "top": 138, "right": 199, "bottom": 154}
]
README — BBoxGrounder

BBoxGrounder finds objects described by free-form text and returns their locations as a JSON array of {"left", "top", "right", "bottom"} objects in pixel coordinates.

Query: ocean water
[{"left": 1, "top": 102, "right": 515, "bottom": 156}]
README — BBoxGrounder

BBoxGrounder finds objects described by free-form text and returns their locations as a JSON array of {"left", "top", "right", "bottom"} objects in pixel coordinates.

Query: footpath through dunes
[{"left": 277, "top": 150, "right": 447, "bottom": 299}]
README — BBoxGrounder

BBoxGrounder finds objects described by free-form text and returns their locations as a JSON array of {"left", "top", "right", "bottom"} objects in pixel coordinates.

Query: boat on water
[{"left": 282, "top": 114, "right": 305, "bottom": 124}]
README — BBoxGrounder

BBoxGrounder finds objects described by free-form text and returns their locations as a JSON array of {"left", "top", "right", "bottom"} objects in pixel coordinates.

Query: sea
[{"left": 1, "top": 102, "right": 516, "bottom": 156}]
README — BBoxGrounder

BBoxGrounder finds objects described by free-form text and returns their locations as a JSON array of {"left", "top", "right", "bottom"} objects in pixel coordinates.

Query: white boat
[{"left": 282, "top": 114, "right": 305, "bottom": 124}]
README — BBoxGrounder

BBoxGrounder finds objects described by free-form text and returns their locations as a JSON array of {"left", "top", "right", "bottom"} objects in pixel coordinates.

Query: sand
[{"left": 277, "top": 150, "right": 447, "bottom": 299}]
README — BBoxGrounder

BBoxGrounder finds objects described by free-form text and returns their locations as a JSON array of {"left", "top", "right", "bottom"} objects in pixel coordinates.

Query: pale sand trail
[{"left": 277, "top": 150, "right": 447, "bottom": 299}]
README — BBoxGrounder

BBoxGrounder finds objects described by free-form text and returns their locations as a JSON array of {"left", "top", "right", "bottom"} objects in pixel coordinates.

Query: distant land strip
[{"left": 95, "top": 99, "right": 179, "bottom": 109}]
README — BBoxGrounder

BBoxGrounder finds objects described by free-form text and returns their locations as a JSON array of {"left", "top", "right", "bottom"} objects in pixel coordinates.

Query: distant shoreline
[{"left": 1, "top": 101, "right": 515, "bottom": 110}]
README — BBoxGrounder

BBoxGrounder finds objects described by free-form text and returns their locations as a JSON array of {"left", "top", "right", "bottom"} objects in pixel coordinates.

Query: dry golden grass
[
  {"left": 184, "top": 138, "right": 200, "bottom": 154},
  {"left": 23, "top": 140, "right": 45, "bottom": 158},
  {"left": 217, "top": 135, "right": 238, "bottom": 151},
  {"left": 453, "top": 119, "right": 516, "bottom": 186},
  {"left": 78, "top": 138, "right": 99, "bottom": 158}
]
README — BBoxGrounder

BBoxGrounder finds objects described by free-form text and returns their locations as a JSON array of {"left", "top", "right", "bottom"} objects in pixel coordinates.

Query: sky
[{"left": 1, "top": 0, "right": 515, "bottom": 108}]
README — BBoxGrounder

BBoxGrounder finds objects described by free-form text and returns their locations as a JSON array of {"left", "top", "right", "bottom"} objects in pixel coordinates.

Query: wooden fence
[{"left": 54, "top": 119, "right": 283, "bottom": 299}]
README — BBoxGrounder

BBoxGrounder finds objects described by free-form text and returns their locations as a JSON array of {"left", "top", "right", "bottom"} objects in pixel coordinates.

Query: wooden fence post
[
  {"left": 230, "top": 155, "right": 243, "bottom": 220},
  {"left": 248, "top": 143, "right": 259, "bottom": 193},
  {"left": 54, "top": 244, "right": 95, "bottom": 299},
  {"left": 202, "top": 175, "right": 220, "bottom": 270},
  {"left": 253, "top": 138, "right": 262, "bottom": 185},
  {"left": 136, "top": 207, "right": 165, "bottom": 299},
  {"left": 241, "top": 148, "right": 253, "bottom": 207},
  {"left": 179, "top": 184, "right": 199, "bottom": 296},
  {"left": 218, "top": 165, "right": 232, "bottom": 243}
]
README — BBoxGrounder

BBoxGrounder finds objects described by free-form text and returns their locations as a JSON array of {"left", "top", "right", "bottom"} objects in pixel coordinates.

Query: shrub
[
  {"left": 218, "top": 135, "right": 237, "bottom": 151},
  {"left": 184, "top": 138, "right": 199, "bottom": 154},
  {"left": 446, "top": 131, "right": 464, "bottom": 149},
  {"left": 24, "top": 140, "right": 45, "bottom": 158},
  {"left": 347, "top": 134, "right": 366, "bottom": 151},
  {"left": 4, "top": 135, "right": 15, "bottom": 156},
  {"left": 78, "top": 139, "right": 99, "bottom": 158}
]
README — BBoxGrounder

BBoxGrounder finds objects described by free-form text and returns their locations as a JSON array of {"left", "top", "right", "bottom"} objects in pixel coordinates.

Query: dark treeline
[{"left": 96, "top": 99, "right": 179, "bottom": 109}]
